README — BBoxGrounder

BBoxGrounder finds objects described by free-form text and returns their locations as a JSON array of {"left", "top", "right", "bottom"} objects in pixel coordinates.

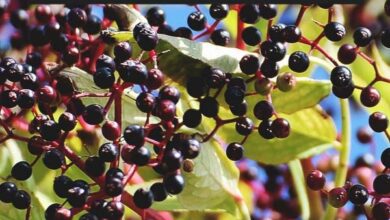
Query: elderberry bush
[{"left": 0, "top": 2, "right": 389, "bottom": 220}]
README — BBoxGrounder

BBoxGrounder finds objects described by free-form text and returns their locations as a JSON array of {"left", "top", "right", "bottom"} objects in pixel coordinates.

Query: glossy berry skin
[
  {"left": 10, "top": 10, "right": 29, "bottom": 29},
  {"left": 12, "top": 190, "right": 31, "bottom": 209},
  {"left": 133, "top": 188, "right": 154, "bottom": 209},
  {"left": 200, "top": 97, "right": 219, "bottom": 117},
  {"left": 114, "top": 42, "right": 132, "bottom": 62},
  {"left": 289, "top": 51, "right": 309, "bottom": 73},
  {"left": 123, "top": 125, "right": 145, "bottom": 147},
  {"left": 369, "top": 112, "right": 388, "bottom": 132},
  {"left": 105, "top": 177, "right": 123, "bottom": 197},
  {"left": 242, "top": 26, "right": 261, "bottom": 46},
  {"left": 353, "top": 27, "right": 372, "bottom": 47},
  {"left": 43, "top": 149, "right": 65, "bottom": 170},
  {"left": 224, "top": 86, "right": 245, "bottom": 106},
  {"left": 146, "top": 7, "right": 165, "bottom": 26},
  {"left": 183, "top": 109, "right": 202, "bottom": 128},
  {"left": 0, "top": 182, "right": 18, "bottom": 203},
  {"left": 282, "top": 25, "right": 301, "bottom": 43},
  {"left": 155, "top": 99, "right": 176, "bottom": 121},
  {"left": 134, "top": 24, "right": 159, "bottom": 51},
  {"left": 187, "top": 11, "right": 207, "bottom": 31},
  {"left": 332, "top": 83, "right": 355, "bottom": 99},
  {"left": 271, "top": 118, "right": 290, "bottom": 138},
  {"left": 161, "top": 149, "right": 182, "bottom": 172},
  {"left": 11, "top": 161, "right": 32, "bottom": 181},
  {"left": 146, "top": 68, "right": 164, "bottom": 90},
  {"left": 226, "top": 142, "right": 244, "bottom": 161},
  {"left": 338, "top": 44, "right": 357, "bottom": 64},
  {"left": 102, "top": 121, "right": 121, "bottom": 141},
  {"left": 17, "top": 89, "right": 35, "bottom": 109},
  {"left": 96, "top": 54, "right": 116, "bottom": 72},
  {"left": 306, "top": 170, "right": 325, "bottom": 191},
  {"left": 330, "top": 66, "right": 352, "bottom": 88},
  {"left": 103, "top": 201, "right": 124, "bottom": 219},
  {"left": 254, "top": 100, "right": 274, "bottom": 120},
  {"left": 260, "top": 40, "right": 286, "bottom": 62},
  {"left": 93, "top": 68, "right": 115, "bottom": 89},
  {"left": 328, "top": 187, "right": 348, "bottom": 208},
  {"left": 381, "top": 29, "right": 390, "bottom": 48},
  {"left": 29, "top": 25, "right": 49, "bottom": 47},
  {"left": 0, "top": 90, "right": 19, "bottom": 108},
  {"left": 210, "top": 29, "right": 230, "bottom": 46},
  {"left": 82, "top": 104, "right": 105, "bottom": 125},
  {"left": 386, "top": 0, "right": 390, "bottom": 16},
  {"left": 6, "top": 63, "right": 24, "bottom": 82},
  {"left": 118, "top": 60, "right": 148, "bottom": 84},
  {"left": 348, "top": 184, "right": 369, "bottom": 205},
  {"left": 67, "top": 8, "right": 87, "bottom": 28},
  {"left": 372, "top": 202, "right": 390, "bottom": 220},
  {"left": 79, "top": 213, "right": 98, "bottom": 220},
  {"left": 67, "top": 187, "right": 88, "bottom": 208},
  {"left": 258, "top": 120, "right": 274, "bottom": 139},
  {"left": 269, "top": 23, "right": 286, "bottom": 42},
  {"left": 85, "top": 156, "right": 106, "bottom": 177},
  {"left": 58, "top": 112, "right": 77, "bottom": 132},
  {"left": 37, "top": 85, "right": 57, "bottom": 104},
  {"left": 240, "top": 55, "right": 260, "bottom": 75},
  {"left": 62, "top": 47, "right": 80, "bottom": 65},
  {"left": 259, "top": 4, "right": 277, "bottom": 19},
  {"left": 163, "top": 174, "right": 185, "bottom": 195},
  {"left": 128, "top": 147, "right": 151, "bottom": 166},
  {"left": 181, "top": 139, "right": 201, "bottom": 159},
  {"left": 136, "top": 92, "right": 156, "bottom": 113},
  {"left": 260, "top": 59, "right": 279, "bottom": 78},
  {"left": 186, "top": 77, "right": 206, "bottom": 98},
  {"left": 44, "top": 203, "right": 61, "bottom": 219},
  {"left": 360, "top": 86, "right": 380, "bottom": 107},
  {"left": 40, "top": 120, "right": 61, "bottom": 141},
  {"left": 99, "top": 143, "right": 118, "bottom": 162},
  {"left": 51, "top": 34, "right": 69, "bottom": 52},
  {"left": 235, "top": 117, "right": 254, "bottom": 136},
  {"left": 204, "top": 67, "right": 226, "bottom": 89},
  {"left": 373, "top": 174, "right": 390, "bottom": 194},
  {"left": 230, "top": 101, "right": 247, "bottom": 116},
  {"left": 239, "top": 4, "right": 259, "bottom": 24},
  {"left": 159, "top": 86, "right": 180, "bottom": 104},
  {"left": 150, "top": 182, "right": 167, "bottom": 202},
  {"left": 53, "top": 175, "right": 73, "bottom": 198},
  {"left": 324, "top": 22, "right": 346, "bottom": 42},
  {"left": 381, "top": 148, "right": 390, "bottom": 168},
  {"left": 84, "top": 15, "right": 102, "bottom": 35},
  {"left": 89, "top": 199, "right": 108, "bottom": 218}
]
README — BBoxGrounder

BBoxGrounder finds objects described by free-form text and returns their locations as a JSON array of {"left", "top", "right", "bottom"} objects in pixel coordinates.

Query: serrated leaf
[{"left": 210, "top": 106, "right": 336, "bottom": 164}]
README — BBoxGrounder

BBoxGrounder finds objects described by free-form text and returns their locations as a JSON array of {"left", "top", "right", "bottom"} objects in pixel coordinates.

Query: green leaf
[
  {"left": 209, "top": 106, "right": 337, "bottom": 164},
  {"left": 105, "top": 4, "right": 147, "bottom": 31}
]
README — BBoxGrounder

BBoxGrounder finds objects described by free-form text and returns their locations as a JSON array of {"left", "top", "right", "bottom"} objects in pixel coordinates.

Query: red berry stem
[
  {"left": 192, "top": 20, "right": 220, "bottom": 40},
  {"left": 121, "top": 191, "right": 168, "bottom": 220},
  {"left": 25, "top": 205, "right": 31, "bottom": 220},
  {"left": 299, "top": 35, "right": 339, "bottom": 66},
  {"left": 295, "top": 5, "right": 309, "bottom": 27},
  {"left": 356, "top": 50, "right": 390, "bottom": 86},
  {"left": 236, "top": 5, "right": 246, "bottom": 50}
]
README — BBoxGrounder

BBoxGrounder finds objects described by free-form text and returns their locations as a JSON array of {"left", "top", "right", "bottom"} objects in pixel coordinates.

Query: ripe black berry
[
  {"left": 269, "top": 23, "right": 286, "bottom": 42},
  {"left": 181, "top": 139, "right": 201, "bottom": 159},
  {"left": 258, "top": 120, "right": 274, "bottom": 139},
  {"left": 150, "top": 182, "right": 167, "bottom": 202},
  {"left": 200, "top": 96, "right": 219, "bottom": 117},
  {"left": 260, "top": 59, "right": 279, "bottom": 78},
  {"left": 183, "top": 109, "right": 202, "bottom": 128},
  {"left": 187, "top": 11, "right": 207, "bottom": 31},
  {"left": 353, "top": 27, "right": 372, "bottom": 47},
  {"left": 332, "top": 83, "right": 355, "bottom": 99},
  {"left": 239, "top": 4, "right": 260, "bottom": 24},
  {"left": 348, "top": 184, "right": 368, "bottom": 205},
  {"left": 254, "top": 100, "right": 274, "bottom": 120},
  {"left": 79, "top": 213, "right": 98, "bottom": 220},
  {"left": 12, "top": 190, "right": 30, "bottom": 209},
  {"left": 133, "top": 188, "right": 154, "bottom": 209},
  {"left": 26, "top": 52, "right": 42, "bottom": 68},
  {"left": 62, "top": 46, "right": 80, "bottom": 65},
  {"left": 306, "top": 170, "right": 325, "bottom": 191},
  {"left": 373, "top": 174, "right": 390, "bottom": 194},
  {"left": 159, "top": 86, "right": 180, "bottom": 104},
  {"left": 289, "top": 51, "right": 309, "bottom": 73},
  {"left": 226, "top": 142, "right": 244, "bottom": 161},
  {"left": 240, "top": 55, "right": 260, "bottom": 75},
  {"left": 282, "top": 25, "right": 301, "bottom": 43},
  {"left": 103, "top": 201, "right": 124, "bottom": 219},
  {"left": 209, "top": 4, "right": 229, "bottom": 20},
  {"left": 174, "top": 27, "right": 193, "bottom": 39},
  {"left": 117, "top": 60, "right": 148, "bottom": 84},
  {"left": 10, "top": 10, "right": 28, "bottom": 29},
  {"left": 210, "top": 29, "right": 230, "bottom": 46},
  {"left": 271, "top": 118, "right": 290, "bottom": 138},
  {"left": 186, "top": 77, "right": 206, "bottom": 98},
  {"left": 53, "top": 175, "right": 73, "bottom": 198},
  {"left": 230, "top": 101, "right": 248, "bottom": 116},
  {"left": 17, "top": 89, "right": 35, "bottom": 109},
  {"left": 224, "top": 86, "right": 245, "bottom": 106},
  {"left": 99, "top": 143, "right": 118, "bottom": 162},
  {"left": 381, "top": 29, "right": 390, "bottom": 48},
  {"left": 360, "top": 86, "right": 380, "bottom": 107},
  {"left": 128, "top": 147, "right": 151, "bottom": 166},
  {"left": 67, "top": 186, "right": 88, "bottom": 208},
  {"left": 89, "top": 199, "right": 107, "bottom": 218},
  {"left": 136, "top": 92, "right": 156, "bottom": 113},
  {"left": 155, "top": 99, "right": 176, "bottom": 120},
  {"left": 372, "top": 202, "right": 390, "bottom": 220},
  {"left": 146, "top": 7, "right": 165, "bottom": 26},
  {"left": 260, "top": 40, "right": 286, "bottom": 62},
  {"left": 82, "top": 104, "right": 105, "bottom": 125},
  {"left": 67, "top": 8, "right": 87, "bottom": 28},
  {"left": 369, "top": 112, "right": 388, "bottom": 132},
  {"left": 29, "top": 25, "right": 49, "bottom": 47},
  {"left": 0, "top": 182, "right": 18, "bottom": 203},
  {"left": 163, "top": 174, "right": 185, "bottom": 195},
  {"left": 134, "top": 23, "right": 159, "bottom": 51},
  {"left": 114, "top": 42, "right": 132, "bottom": 62},
  {"left": 51, "top": 34, "right": 69, "bottom": 52},
  {"left": 235, "top": 117, "right": 254, "bottom": 136},
  {"left": 93, "top": 68, "right": 115, "bottom": 89},
  {"left": 85, "top": 156, "right": 106, "bottom": 177},
  {"left": 96, "top": 54, "right": 116, "bottom": 72},
  {"left": 242, "top": 26, "right": 261, "bottom": 46},
  {"left": 45, "top": 203, "right": 61, "bottom": 219},
  {"left": 43, "top": 149, "right": 65, "bottom": 170},
  {"left": 204, "top": 67, "right": 226, "bottom": 89},
  {"left": 328, "top": 187, "right": 348, "bottom": 208},
  {"left": 324, "top": 22, "right": 346, "bottom": 42},
  {"left": 83, "top": 15, "right": 102, "bottom": 35},
  {"left": 11, "top": 161, "right": 32, "bottom": 181},
  {"left": 105, "top": 177, "right": 123, "bottom": 197},
  {"left": 6, "top": 63, "right": 24, "bottom": 82},
  {"left": 381, "top": 148, "right": 390, "bottom": 167},
  {"left": 123, "top": 125, "right": 144, "bottom": 147},
  {"left": 330, "top": 66, "right": 352, "bottom": 88},
  {"left": 259, "top": 4, "right": 277, "bottom": 20},
  {"left": 337, "top": 44, "right": 357, "bottom": 64},
  {"left": 161, "top": 149, "right": 182, "bottom": 172},
  {"left": 40, "top": 120, "right": 61, "bottom": 141}
]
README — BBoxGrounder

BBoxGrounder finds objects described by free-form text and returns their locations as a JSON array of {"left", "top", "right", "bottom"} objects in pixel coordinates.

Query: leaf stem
[
  {"left": 323, "top": 98, "right": 351, "bottom": 220},
  {"left": 288, "top": 160, "right": 310, "bottom": 220}
]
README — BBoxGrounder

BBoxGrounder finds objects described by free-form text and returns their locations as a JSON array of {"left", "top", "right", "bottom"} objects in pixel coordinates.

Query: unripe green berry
[
  {"left": 276, "top": 72, "right": 296, "bottom": 92},
  {"left": 254, "top": 78, "right": 274, "bottom": 95}
]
